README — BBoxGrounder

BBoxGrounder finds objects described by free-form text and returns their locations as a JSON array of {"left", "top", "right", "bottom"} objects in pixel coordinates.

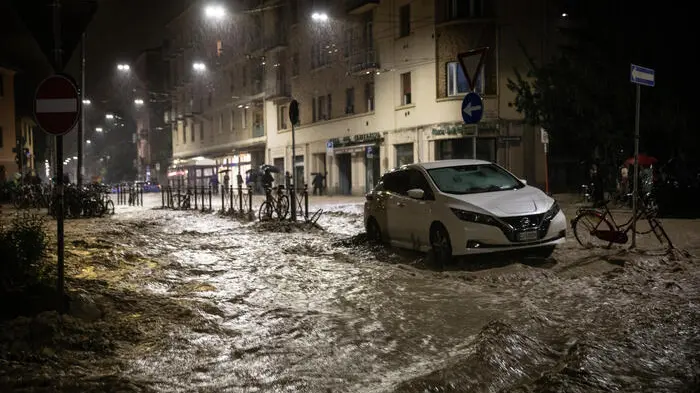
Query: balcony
[
  {"left": 346, "top": 0, "right": 379, "bottom": 14},
  {"left": 252, "top": 124, "right": 265, "bottom": 138},
  {"left": 264, "top": 32, "right": 288, "bottom": 52},
  {"left": 265, "top": 79, "right": 291, "bottom": 101},
  {"left": 348, "top": 49, "right": 379, "bottom": 76}
]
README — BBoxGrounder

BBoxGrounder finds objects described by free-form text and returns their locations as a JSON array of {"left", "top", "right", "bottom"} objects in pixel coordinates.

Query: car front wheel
[
  {"left": 430, "top": 223, "right": 452, "bottom": 268},
  {"left": 366, "top": 217, "right": 382, "bottom": 243}
]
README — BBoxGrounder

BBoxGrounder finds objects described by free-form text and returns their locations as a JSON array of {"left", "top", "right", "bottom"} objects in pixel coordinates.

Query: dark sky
[{"left": 64, "top": 0, "right": 189, "bottom": 101}]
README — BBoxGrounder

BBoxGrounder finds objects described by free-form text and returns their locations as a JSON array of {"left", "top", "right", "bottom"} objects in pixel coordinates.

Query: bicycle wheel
[
  {"left": 572, "top": 210, "right": 615, "bottom": 249},
  {"left": 258, "top": 201, "right": 273, "bottom": 221},
  {"left": 105, "top": 200, "right": 115, "bottom": 215},
  {"left": 276, "top": 195, "right": 290, "bottom": 219}
]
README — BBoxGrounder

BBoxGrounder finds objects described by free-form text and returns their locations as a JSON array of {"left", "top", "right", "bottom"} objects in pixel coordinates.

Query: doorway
[
  {"left": 338, "top": 153, "right": 352, "bottom": 195},
  {"left": 273, "top": 157, "right": 284, "bottom": 185},
  {"left": 365, "top": 146, "right": 380, "bottom": 192}
]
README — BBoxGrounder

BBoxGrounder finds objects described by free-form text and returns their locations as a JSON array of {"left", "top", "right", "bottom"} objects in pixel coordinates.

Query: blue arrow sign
[
  {"left": 461, "top": 92, "right": 484, "bottom": 124},
  {"left": 630, "top": 64, "right": 655, "bottom": 87}
]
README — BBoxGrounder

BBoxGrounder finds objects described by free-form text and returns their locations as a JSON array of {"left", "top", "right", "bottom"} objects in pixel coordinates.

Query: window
[
  {"left": 399, "top": 4, "right": 411, "bottom": 37},
  {"left": 401, "top": 72, "right": 412, "bottom": 105},
  {"left": 291, "top": 53, "right": 299, "bottom": 76},
  {"left": 242, "top": 65, "right": 248, "bottom": 87},
  {"left": 318, "top": 95, "right": 327, "bottom": 121},
  {"left": 0, "top": 75, "right": 3, "bottom": 97},
  {"left": 407, "top": 169, "right": 434, "bottom": 199},
  {"left": 241, "top": 108, "right": 248, "bottom": 128},
  {"left": 447, "top": 61, "right": 484, "bottom": 95},
  {"left": 327, "top": 93, "right": 332, "bottom": 120},
  {"left": 219, "top": 113, "right": 224, "bottom": 134},
  {"left": 448, "top": 0, "right": 484, "bottom": 19},
  {"left": 191, "top": 122, "right": 195, "bottom": 141},
  {"left": 312, "top": 97, "right": 317, "bottom": 122},
  {"left": 290, "top": 0, "right": 298, "bottom": 24},
  {"left": 365, "top": 82, "right": 374, "bottom": 111},
  {"left": 231, "top": 110, "right": 235, "bottom": 132},
  {"left": 229, "top": 71, "right": 235, "bottom": 93},
  {"left": 345, "top": 88, "right": 355, "bottom": 114},
  {"left": 216, "top": 40, "right": 223, "bottom": 56},
  {"left": 311, "top": 41, "right": 330, "bottom": 69},
  {"left": 395, "top": 143, "right": 414, "bottom": 166},
  {"left": 200, "top": 121, "right": 204, "bottom": 140},
  {"left": 279, "top": 105, "right": 288, "bottom": 129},
  {"left": 344, "top": 27, "right": 357, "bottom": 58},
  {"left": 183, "top": 124, "right": 187, "bottom": 144}
]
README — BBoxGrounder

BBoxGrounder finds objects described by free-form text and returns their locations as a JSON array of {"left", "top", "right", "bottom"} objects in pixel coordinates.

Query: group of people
[{"left": 208, "top": 166, "right": 327, "bottom": 196}]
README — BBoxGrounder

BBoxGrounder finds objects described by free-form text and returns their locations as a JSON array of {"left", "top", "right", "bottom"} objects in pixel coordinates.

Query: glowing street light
[
  {"left": 96, "top": 127, "right": 103, "bottom": 132},
  {"left": 311, "top": 12, "right": 329, "bottom": 22},
  {"left": 134, "top": 98, "right": 144, "bottom": 105},
  {"left": 204, "top": 4, "right": 226, "bottom": 19},
  {"left": 86, "top": 140, "right": 91, "bottom": 144},
  {"left": 82, "top": 99, "right": 91, "bottom": 105},
  {"left": 193, "top": 62, "right": 207, "bottom": 72},
  {"left": 561, "top": 12, "right": 568, "bottom": 17},
  {"left": 105, "top": 113, "right": 114, "bottom": 120},
  {"left": 72, "top": 156, "right": 78, "bottom": 160},
  {"left": 117, "top": 64, "right": 130, "bottom": 71}
]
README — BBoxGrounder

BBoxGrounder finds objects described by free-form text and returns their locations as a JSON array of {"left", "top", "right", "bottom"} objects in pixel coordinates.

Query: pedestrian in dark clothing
[
  {"left": 262, "top": 168, "right": 274, "bottom": 190},
  {"left": 312, "top": 173, "right": 324, "bottom": 195}
]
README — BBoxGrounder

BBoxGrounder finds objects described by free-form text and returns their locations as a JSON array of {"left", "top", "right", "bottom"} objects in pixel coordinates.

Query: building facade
[
  {"left": 133, "top": 47, "right": 171, "bottom": 183},
  {"left": 165, "top": 0, "right": 562, "bottom": 193}
]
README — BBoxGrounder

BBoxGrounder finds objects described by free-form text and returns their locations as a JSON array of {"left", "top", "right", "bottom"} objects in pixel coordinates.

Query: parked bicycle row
[{"left": 159, "top": 184, "right": 322, "bottom": 224}]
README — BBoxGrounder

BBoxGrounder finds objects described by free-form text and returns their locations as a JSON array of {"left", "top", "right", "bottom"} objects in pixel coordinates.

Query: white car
[{"left": 364, "top": 159, "right": 566, "bottom": 264}]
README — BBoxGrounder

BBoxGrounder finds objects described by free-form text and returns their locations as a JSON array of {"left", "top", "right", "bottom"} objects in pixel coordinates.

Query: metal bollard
[
  {"left": 229, "top": 185, "right": 234, "bottom": 213},
  {"left": 238, "top": 185, "right": 243, "bottom": 213},
  {"left": 193, "top": 187, "right": 198, "bottom": 210},
  {"left": 161, "top": 187, "right": 165, "bottom": 208},
  {"left": 304, "top": 184, "right": 309, "bottom": 221},
  {"left": 221, "top": 185, "right": 225, "bottom": 212},
  {"left": 208, "top": 186, "right": 212, "bottom": 211},
  {"left": 247, "top": 186, "right": 253, "bottom": 213}
]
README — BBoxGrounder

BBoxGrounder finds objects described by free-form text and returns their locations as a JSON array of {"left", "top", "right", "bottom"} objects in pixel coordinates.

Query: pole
[
  {"left": 290, "top": 123, "right": 297, "bottom": 221},
  {"left": 631, "top": 84, "right": 640, "bottom": 248},
  {"left": 52, "top": 0, "right": 65, "bottom": 313},
  {"left": 77, "top": 32, "right": 85, "bottom": 186},
  {"left": 544, "top": 143, "right": 549, "bottom": 194}
]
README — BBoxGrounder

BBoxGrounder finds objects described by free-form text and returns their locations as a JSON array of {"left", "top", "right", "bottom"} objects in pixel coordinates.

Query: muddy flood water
[{"left": 1, "top": 195, "right": 699, "bottom": 392}]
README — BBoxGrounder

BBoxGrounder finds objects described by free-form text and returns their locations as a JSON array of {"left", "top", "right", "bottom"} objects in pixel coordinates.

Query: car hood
[{"left": 445, "top": 186, "right": 554, "bottom": 217}]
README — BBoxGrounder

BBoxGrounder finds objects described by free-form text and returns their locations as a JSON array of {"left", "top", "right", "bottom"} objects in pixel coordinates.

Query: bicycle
[
  {"left": 571, "top": 191, "right": 673, "bottom": 250},
  {"left": 258, "top": 185, "right": 289, "bottom": 221}
]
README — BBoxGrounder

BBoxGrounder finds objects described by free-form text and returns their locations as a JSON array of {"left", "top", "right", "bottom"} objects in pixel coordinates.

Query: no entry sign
[{"left": 34, "top": 74, "right": 81, "bottom": 136}]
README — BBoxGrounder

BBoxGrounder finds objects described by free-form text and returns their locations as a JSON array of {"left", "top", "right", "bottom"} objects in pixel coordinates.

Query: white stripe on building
[{"left": 36, "top": 98, "right": 78, "bottom": 113}]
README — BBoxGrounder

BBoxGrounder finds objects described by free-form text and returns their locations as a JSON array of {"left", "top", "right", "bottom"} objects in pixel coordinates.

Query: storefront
[
  {"left": 430, "top": 123, "right": 499, "bottom": 162},
  {"left": 328, "top": 132, "right": 383, "bottom": 195},
  {"left": 167, "top": 157, "right": 217, "bottom": 188}
]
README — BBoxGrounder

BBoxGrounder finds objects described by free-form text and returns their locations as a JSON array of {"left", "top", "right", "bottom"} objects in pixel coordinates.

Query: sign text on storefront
[
  {"left": 329, "top": 132, "right": 382, "bottom": 147},
  {"left": 431, "top": 124, "right": 476, "bottom": 136}
]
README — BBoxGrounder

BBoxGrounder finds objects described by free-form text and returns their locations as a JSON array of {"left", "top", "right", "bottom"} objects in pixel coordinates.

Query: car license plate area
[{"left": 517, "top": 229, "right": 538, "bottom": 242}]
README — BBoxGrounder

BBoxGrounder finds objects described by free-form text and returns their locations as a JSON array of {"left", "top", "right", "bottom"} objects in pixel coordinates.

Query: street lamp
[
  {"left": 105, "top": 113, "right": 114, "bottom": 120},
  {"left": 204, "top": 4, "right": 226, "bottom": 19},
  {"left": 311, "top": 12, "right": 329, "bottom": 22},
  {"left": 96, "top": 127, "right": 103, "bottom": 132},
  {"left": 117, "top": 64, "right": 130, "bottom": 71},
  {"left": 193, "top": 62, "right": 207, "bottom": 72},
  {"left": 82, "top": 99, "right": 91, "bottom": 105},
  {"left": 86, "top": 139, "right": 91, "bottom": 144},
  {"left": 134, "top": 98, "right": 144, "bottom": 105}
]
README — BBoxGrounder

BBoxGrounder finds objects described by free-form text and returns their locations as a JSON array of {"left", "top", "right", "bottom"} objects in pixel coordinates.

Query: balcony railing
[
  {"left": 265, "top": 79, "right": 291, "bottom": 101},
  {"left": 346, "top": 0, "right": 379, "bottom": 14},
  {"left": 263, "top": 32, "right": 287, "bottom": 52},
  {"left": 252, "top": 124, "right": 265, "bottom": 138},
  {"left": 348, "top": 49, "right": 379, "bottom": 75}
]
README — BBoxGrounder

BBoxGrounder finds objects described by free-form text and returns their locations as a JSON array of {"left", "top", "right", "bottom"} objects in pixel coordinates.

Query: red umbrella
[{"left": 624, "top": 154, "right": 658, "bottom": 166}]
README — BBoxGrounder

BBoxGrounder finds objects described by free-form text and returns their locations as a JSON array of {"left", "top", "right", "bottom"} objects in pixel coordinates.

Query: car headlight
[
  {"left": 451, "top": 208, "right": 512, "bottom": 231},
  {"left": 543, "top": 201, "right": 560, "bottom": 220}
]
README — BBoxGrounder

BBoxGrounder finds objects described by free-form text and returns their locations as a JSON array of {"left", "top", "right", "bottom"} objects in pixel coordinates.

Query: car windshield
[{"left": 427, "top": 164, "right": 525, "bottom": 195}]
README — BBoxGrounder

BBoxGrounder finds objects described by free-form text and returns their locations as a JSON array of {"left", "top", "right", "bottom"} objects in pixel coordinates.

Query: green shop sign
[
  {"left": 329, "top": 132, "right": 382, "bottom": 148},
  {"left": 431, "top": 124, "right": 476, "bottom": 136}
]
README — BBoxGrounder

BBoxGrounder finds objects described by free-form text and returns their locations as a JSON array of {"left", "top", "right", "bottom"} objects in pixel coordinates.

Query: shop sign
[
  {"left": 329, "top": 132, "right": 382, "bottom": 148},
  {"left": 431, "top": 124, "right": 476, "bottom": 136},
  {"left": 167, "top": 170, "right": 187, "bottom": 177}
]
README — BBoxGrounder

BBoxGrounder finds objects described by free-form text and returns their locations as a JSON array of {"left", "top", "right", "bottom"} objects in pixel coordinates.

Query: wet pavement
[{"left": 1, "top": 194, "right": 699, "bottom": 392}]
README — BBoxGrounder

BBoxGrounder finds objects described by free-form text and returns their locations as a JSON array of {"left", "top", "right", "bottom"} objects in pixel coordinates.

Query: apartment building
[
  {"left": 0, "top": 66, "right": 17, "bottom": 180},
  {"left": 165, "top": 0, "right": 561, "bottom": 193}
]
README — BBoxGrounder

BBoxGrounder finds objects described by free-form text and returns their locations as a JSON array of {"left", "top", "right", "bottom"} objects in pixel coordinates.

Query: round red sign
[{"left": 34, "top": 74, "right": 81, "bottom": 136}]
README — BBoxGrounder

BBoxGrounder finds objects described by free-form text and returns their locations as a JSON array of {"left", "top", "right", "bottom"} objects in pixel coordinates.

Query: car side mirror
[
  {"left": 520, "top": 179, "right": 527, "bottom": 185},
  {"left": 406, "top": 188, "right": 425, "bottom": 199}
]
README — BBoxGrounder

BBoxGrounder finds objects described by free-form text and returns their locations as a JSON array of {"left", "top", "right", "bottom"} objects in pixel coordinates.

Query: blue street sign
[
  {"left": 461, "top": 92, "right": 484, "bottom": 124},
  {"left": 326, "top": 141, "right": 333, "bottom": 149},
  {"left": 630, "top": 64, "right": 655, "bottom": 87}
]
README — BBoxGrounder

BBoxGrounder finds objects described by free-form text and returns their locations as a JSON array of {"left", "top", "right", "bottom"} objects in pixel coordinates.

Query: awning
[{"left": 332, "top": 143, "right": 377, "bottom": 154}]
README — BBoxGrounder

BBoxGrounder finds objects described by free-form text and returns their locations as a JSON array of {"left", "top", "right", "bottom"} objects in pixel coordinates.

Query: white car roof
[{"left": 407, "top": 159, "right": 492, "bottom": 170}]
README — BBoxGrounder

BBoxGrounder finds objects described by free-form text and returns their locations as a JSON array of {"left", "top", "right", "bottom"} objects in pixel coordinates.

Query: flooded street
[{"left": 1, "top": 195, "right": 699, "bottom": 392}]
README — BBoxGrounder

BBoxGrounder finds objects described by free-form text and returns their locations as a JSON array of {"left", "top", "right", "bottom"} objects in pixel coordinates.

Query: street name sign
[
  {"left": 34, "top": 74, "right": 81, "bottom": 136},
  {"left": 630, "top": 64, "right": 655, "bottom": 87}
]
